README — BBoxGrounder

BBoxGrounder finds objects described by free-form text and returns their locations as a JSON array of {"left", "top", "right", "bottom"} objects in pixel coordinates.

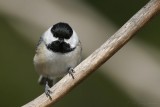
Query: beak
[{"left": 59, "top": 38, "right": 64, "bottom": 43}]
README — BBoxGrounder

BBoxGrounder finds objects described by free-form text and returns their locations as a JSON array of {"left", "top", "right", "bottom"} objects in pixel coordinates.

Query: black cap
[{"left": 51, "top": 22, "right": 73, "bottom": 39}]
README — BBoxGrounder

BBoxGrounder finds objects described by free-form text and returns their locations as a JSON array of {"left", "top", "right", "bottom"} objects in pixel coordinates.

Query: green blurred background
[
  {"left": 85, "top": 0, "right": 160, "bottom": 47},
  {"left": 0, "top": 0, "right": 160, "bottom": 107}
]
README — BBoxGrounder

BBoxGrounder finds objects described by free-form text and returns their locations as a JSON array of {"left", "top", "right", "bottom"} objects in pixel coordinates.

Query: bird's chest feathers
[
  {"left": 34, "top": 42, "right": 80, "bottom": 77},
  {"left": 45, "top": 50, "right": 77, "bottom": 75},
  {"left": 48, "top": 53, "right": 72, "bottom": 67}
]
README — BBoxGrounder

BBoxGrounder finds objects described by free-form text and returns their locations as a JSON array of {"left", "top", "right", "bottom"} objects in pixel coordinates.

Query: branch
[{"left": 22, "top": 0, "right": 160, "bottom": 107}]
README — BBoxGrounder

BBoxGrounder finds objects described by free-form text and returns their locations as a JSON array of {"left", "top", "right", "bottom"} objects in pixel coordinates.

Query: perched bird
[{"left": 33, "top": 22, "right": 82, "bottom": 99}]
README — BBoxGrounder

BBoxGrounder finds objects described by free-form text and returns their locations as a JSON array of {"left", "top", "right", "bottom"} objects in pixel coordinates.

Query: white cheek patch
[
  {"left": 65, "top": 30, "right": 79, "bottom": 48},
  {"left": 43, "top": 27, "right": 78, "bottom": 48},
  {"left": 43, "top": 27, "right": 58, "bottom": 45}
]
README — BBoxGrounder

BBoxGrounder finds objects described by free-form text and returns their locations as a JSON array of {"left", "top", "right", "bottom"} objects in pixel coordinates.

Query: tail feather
[{"left": 38, "top": 75, "right": 53, "bottom": 87}]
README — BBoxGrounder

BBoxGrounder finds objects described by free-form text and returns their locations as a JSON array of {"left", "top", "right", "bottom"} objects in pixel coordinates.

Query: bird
[{"left": 33, "top": 22, "right": 82, "bottom": 99}]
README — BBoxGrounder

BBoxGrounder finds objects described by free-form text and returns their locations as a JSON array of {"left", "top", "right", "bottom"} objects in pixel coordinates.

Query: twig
[{"left": 22, "top": 0, "right": 160, "bottom": 107}]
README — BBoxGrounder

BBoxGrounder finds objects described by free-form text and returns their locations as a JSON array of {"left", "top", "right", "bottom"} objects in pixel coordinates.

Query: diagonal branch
[{"left": 22, "top": 0, "right": 160, "bottom": 107}]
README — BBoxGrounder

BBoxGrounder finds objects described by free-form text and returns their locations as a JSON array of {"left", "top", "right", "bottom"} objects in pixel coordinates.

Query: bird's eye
[{"left": 53, "top": 34, "right": 58, "bottom": 38}]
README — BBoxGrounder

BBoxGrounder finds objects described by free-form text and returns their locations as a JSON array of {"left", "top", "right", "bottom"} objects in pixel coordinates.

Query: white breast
[{"left": 34, "top": 41, "right": 82, "bottom": 79}]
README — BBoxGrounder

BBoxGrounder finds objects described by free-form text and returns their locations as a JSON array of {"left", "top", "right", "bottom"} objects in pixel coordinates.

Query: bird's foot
[
  {"left": 68, "top": 67, "right": 75, "bottom": 79},
  {"left": 45, "top": 81, "right": 52, "bottom": 100}
]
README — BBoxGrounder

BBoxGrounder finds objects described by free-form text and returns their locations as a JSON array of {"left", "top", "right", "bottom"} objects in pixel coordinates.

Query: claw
[
  {"left": 45, "top": 81, "right": 52, "bottom": 100},
  {"left": 68, "top": 68, "right": 75, "bottom": 79}
]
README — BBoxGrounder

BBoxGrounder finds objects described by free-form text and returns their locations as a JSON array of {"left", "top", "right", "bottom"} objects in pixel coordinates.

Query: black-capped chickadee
[{"left": 33, "top": 22, "right": 82, "bottom": 99}]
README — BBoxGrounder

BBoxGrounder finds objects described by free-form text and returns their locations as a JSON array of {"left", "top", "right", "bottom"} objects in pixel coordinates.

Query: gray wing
[{"left": 35, "top": 36, "right": 43, "bottom": 51}]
